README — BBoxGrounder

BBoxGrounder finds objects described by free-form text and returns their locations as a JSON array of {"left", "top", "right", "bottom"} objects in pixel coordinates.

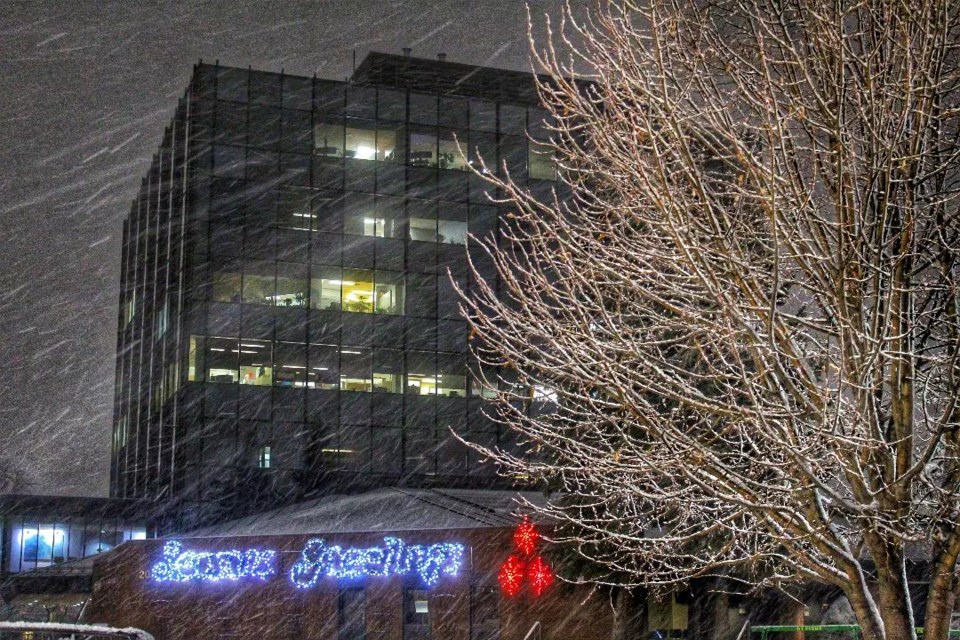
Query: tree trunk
[
  {"left": 874, "top": 543, "right": 917, "bottom": 640},
  {"left": 844, "top": 579, "right": 887, "bottom": 640},
  {"left": 923, "top": 540, "right": 960, "bottom": 640}
]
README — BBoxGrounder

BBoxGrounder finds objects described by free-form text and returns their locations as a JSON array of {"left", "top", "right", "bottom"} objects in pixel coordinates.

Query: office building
[{"left": 111, "top": 52, "right": 564, "bottom": 529}]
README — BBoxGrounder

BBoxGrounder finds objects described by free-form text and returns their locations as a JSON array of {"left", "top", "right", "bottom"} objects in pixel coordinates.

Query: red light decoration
[
  {"left": 498, "top": 517, "right": 554, "bottom": 598},
  {"left": 513, "top": 516, "right": 539, "bottom": 556},
  {"left": 498, "top": 554, "right": 526, "bottom": 597},
  {"left": 527, "top": 555, "right": 554, "bottom": 597}
]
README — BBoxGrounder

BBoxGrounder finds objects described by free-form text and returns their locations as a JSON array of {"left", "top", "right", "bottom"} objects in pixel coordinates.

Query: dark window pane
[
  {"left": 249, "top": 70, "right": 281, "bottom": 105},
  {"left": 282, "top": 76, "right": 313, "bottom": 111},
  {"left": 308, "top": 344, "right": 339, "bottom": 389},
  {"left": 338, "top": 588, "right": 366, "bottom": 640},
  {"left": 439, "top": 97, "right": 468, "bottom": 129},
  {"left": 378, "top": 89, "right": 406, "bottom": 122},
  {"left": 410, "top": 93, "right": 437, "bottom": 126},
  {"left": 500, "top": 104, "right": 527, "bottom": 135},
  {"left": 346, "top": 86, "right": 377, "bottom": 119},
  {"left": 469, "top": 99, "right": 497, "bottom": 132},
  {"left": 274, "top": 341, "right": 308, "bottom": 388},
  {"left": 404, "top": 588, "right": 431, "bottom": 640}
]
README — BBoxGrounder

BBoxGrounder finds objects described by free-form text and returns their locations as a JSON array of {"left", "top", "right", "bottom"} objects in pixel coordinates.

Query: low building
[
  {"left": 0, "top": 495, "right": 150, "bottom": 623},
  {"left": 86, "top": 489, "right": 614, "bottom": 640}
]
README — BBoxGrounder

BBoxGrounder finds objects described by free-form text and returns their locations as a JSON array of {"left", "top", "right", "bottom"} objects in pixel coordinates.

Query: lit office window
[
  {"left": 406, "top": 351, "right": 436, "bottom": 395},
  {"left": 275, "top": 263, "right": 308, "bottom": 307},
  {"left": 274, "top": 342, "right": 309, "bottom": 387},
  {"left": 308, "top": 344, "right": 340, "bottom": 390},
  {"left": 374, "top": 271, "right": 404, "bottom": 315},
  {"left": 238, "top": 339, "right": 272, "bottom": 386},
  {"left": 258, "top": 446, "right": 272, "bottom": 468},
  {"left": 410, "top": 131, "right": 437, "bottom": 167},
  {"left": 346, "top": 124, "right": 396, "bottom": 161},
  {"left": 205, "top": 336, "right": 238, "bottom": 383},
  {"left": 437, "top": 354, "right": 467, "bottom": 398},
  {"left": 343, "top": 127, "right": 377, "bottom": 160},
  {"left": 340, "top": 348, "right": 372, "bottom": 392},
  {"left": 311, "top": 267, "right": 343, "bottom": 311},
  {"left": 212, "top": 272, "right": 242, "bottom": 303},
  {"left": 315, "top": 122, "right": 345, "bottom": 157},
  {"left": 438, "top": 130, "right": 469, "bottom": 170},
  {"left": 341, "top": 270, "right": 375, "bottom": 314},
  {"left": 242, "top": 270, "right": 275, "bottom": 306}
]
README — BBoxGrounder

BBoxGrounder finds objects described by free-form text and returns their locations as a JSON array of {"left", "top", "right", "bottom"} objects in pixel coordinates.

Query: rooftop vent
[
  {"left": 402, "top": 47, "right": 412, "bottom": 57},
  {"left": 437, "top": 53, "right": 447, "bottom": 61}
]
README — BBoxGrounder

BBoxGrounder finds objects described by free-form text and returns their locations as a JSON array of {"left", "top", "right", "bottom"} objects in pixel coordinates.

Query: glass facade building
[
  {"left": 0, "top": 496, "right": 147, "bottom": 574},
  {"left": 111, "top": 53, "right": 564, "bottom": 529}
]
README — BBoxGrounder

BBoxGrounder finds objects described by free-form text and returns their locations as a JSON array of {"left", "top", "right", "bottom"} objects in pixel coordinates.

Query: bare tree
[{"left": 458, "top": 2, "right": 960, "bottom": 640}]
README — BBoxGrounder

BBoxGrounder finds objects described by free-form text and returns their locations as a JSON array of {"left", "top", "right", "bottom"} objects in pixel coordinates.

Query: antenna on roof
[{"left": 353, "top": 49, "right": 356, "bottom": 73}]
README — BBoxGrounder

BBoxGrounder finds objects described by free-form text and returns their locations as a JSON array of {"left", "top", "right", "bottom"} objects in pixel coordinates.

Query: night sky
[{"left": 0, "top": 0, "right": 579, "bottom": 497}]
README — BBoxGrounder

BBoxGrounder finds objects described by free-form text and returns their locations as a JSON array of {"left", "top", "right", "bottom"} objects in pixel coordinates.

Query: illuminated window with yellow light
[{"left": 341, "top": 270, "right": 375, "bottom": 313}]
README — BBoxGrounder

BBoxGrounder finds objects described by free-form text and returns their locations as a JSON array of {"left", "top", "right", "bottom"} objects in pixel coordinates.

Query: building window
[
  {"left": 212, "top": 272, "right": 242, "bottom": 303},
  {"left": 404, "top": 587, "right": 431, "bottom": 640},
  {"left": 437, "top": 218, "right": 467, "bottom": 245},
  {"left": 123, "top": 291, "right": 136, "bottom": 327},
  {"left": 155, "top": 300, "right": 169, "bottom": 340},
  {"left": 238, "top": 339, "right": 272, "bottom": 386},
  {"left": 528, "top": 139, "right": 557, "bottom": 181},
  {"left": 470, "top": 586, "right": 499, "bottom": 640},
  {"left": 274, "top": 341, "right": 309, "bottom": 387},
  {"left": 438, "top": 130, "right": 469, "bottom": 170},
  {"left": 315, "top": 122, "right": 345, "bottom": 157},
  {"left": 205, "top": 336, "right": 239, "bottom": 383},
  {"left": 342, "top": 270, "right": 375, "bottom": 314},
  {"left": 437, "top": 354, "right": 468, "bottom": 398},
  {"left": 340, "top": 348, "right": 372, "bottom": 392},
  {"left": 406, "top": 351, "right": 436, "bottom": 395},
  {"left": 345, "top": 123, "right": 395, "bottom": 162},
  {"left": 242, "top": 271, "right": 275, "bottom": 306},
  {"left": 338, "top": 587, "right": 366, "bottom": 640},
  {"left": 410, "top": 131, "right": 437, "bottom": 167},
  {"left": 275, "top": 263, "right": 308, "bottom": 307},
  {"left": 309, "top": 344, "right": 340, "bottom": 389},
  {"left": 258, "top": 446, "right": 272, "bottom": 468},
  {"left": 311, "top": 267, "right": 343, "bottom": 311}
]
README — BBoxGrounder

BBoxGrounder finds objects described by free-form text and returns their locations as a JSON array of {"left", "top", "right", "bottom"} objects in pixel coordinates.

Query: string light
[
  {"left": 498, "top": 554, "right": 525, "bottom": 597},
  {"left": 150, "top": 541, "right": 277, "bottom": 583},
  {"left": 499, "top": 518, "right": 554, "bottom": 598},
  {"left": 528, "top": 554, "right": 554, "bottom": 597},
  {"left": 290, "top": 537, "right": 465, "bottom": 589},
  {"left": 513, "top": 516, "right": 538, "bottom": 556}
]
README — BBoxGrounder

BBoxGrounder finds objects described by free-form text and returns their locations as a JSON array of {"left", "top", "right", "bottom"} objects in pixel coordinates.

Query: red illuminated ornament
[
  {"left": 498, "top": 517, "right": 554, "bottom": 597},
  {"left": 527, "top": 555, "right": 554, "bottom": 597},
  {"left": 498, "top": 554, "right": 526, "bottom": 597},
  {"left": 513, "top": 516, "right": 539, "bottom": 556}
]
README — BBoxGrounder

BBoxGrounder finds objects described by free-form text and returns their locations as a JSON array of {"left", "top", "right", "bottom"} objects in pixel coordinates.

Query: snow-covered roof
[{"left": 182, "top": 488, "right": 550, "bottom": 538}]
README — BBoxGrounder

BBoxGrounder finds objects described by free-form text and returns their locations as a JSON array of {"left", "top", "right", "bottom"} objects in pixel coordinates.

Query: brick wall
[{"left": 86, "top": 527, "right": 613, "bottom": 640}]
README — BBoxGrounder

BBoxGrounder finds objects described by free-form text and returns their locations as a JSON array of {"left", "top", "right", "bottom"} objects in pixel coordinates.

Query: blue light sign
[
  {"left": 289, "top": 537, "right": 465, "bottom": 588},
  {"left": 150, "top": 541, "right": 277, "bottom": 583}
]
